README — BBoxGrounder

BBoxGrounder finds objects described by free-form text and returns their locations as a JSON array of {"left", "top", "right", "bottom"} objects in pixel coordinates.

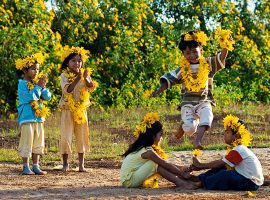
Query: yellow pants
[
  {"left": 60, "top": 109, "right": 90, "bottom": 155},
  {"left": 18, "top": 123, "right": 45, "bottom": 158}
]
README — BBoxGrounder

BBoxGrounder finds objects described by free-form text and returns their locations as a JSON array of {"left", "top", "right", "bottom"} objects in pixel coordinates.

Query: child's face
[
  {"left": 23, "top": 63, "right": 40, "bottom": 81},
  {"left": 68, "top": 55, "right": 83, "bottom": 73},
  {"left": 224, "top": 128, "right": 238, "bottom": 145},
  {"left": 154, "top": 130, "right": 163, "bottom": 146},
  {"left": 182, "top": 46, "right": 202, "bottom": 64}
]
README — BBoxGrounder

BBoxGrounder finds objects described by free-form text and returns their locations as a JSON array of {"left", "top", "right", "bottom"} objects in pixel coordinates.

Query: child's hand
[
  {"left": 83, "top": 68, "right": 89, "bottom": 79},
  {"left": 38, "top": 75, "right": 47, "bottom": 88},
  {"left": 151, "top": 89, "right": 160, "bottom": 97},
  {"left": 192, "top": 156, "right": 203, "bottom": 169},
  {"left": 75, "top": 69, "right": 82, "bottom": 79}
]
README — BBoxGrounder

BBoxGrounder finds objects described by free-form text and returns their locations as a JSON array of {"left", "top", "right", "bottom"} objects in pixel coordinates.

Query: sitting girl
[
  {"left": 120, "top": 112, "right": 198, "bottom": 189},
  {"left": 190, "top": 114, "right": 264, "bottom": 190}
]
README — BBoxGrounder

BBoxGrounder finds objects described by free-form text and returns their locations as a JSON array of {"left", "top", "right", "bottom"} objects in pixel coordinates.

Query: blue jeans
[{"left": 199, "top": 167, "right": 259, "bottom": 191}]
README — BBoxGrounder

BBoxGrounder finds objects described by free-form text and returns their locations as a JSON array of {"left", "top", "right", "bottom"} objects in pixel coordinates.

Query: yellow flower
[
  {"left": 63, "top": 69, "right": 96, "bottom": 124},
  {"left": 180, "top": 56, "right": 210, "bottom": 92},
  {"left": 61, "top": 45, "right": 90, "bottom": 62},
  {"left": 27, "top": 82, "right": 35, "bottom": 90},
  {"left": 133, "top": 112, "right": 160, "bottom": 138},
  {"left": 193, "top": 31, "right": 209, "bottom": 46},
  {"left": 247, "top": 191, "right": 256, "bottom": 197},
  {"left": 192, "top": 149, "right": 202, "bottom": 157},
  {"left": 183, "top": 31, "right": 209, "bottom": 46},
  {"left": 15, "top": 53, "right": 44, "bottom": 70},
  {"left": 143, "top": 90, "right": 152, "bottom": 98},
  {"left": 214, "top": 27, "right": 235, "bottom": 51},
  {"left": 224, "top": 114, "right": 252, "bottom": 153},
  {"left": 184, "top": 33, "right": 193, "bottom": 41},
  {"left": 142, "top": 174, "right": 160, "bottom": 188}
]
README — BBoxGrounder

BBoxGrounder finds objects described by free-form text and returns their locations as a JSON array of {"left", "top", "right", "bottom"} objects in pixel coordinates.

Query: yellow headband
[
  {"left": 61, "top": 45, "right": 90, "bottom": 62},
  {"left": 133, "top": 112, "right": 160, "bottom": 138},
  {"left": 223, "top": 114, "right": 252, "bottom": 146},
  {"left": 15, "top": 53, "right": 44, "bottom": 70},
  {"left": 183, "top": 31, "right": 209, "bottom": 46}
]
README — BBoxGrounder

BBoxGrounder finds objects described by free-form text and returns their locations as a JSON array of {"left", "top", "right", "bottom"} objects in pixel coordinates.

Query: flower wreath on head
[
  {"left": 223, "top": 114, "right": 252, "bottom": 169},
  {"left": 223, "top": 114, "right": 252, "bottom": 148},
  {"left": 133, "top": 112, "right": 168, "bottom": 188},
  {"left": 133, "top": 112, "right": 160, "bottom": 138},
  {"left": 61, "top": 45, "right": 90, "bottom": 63},
  {"left": 183, "top": 31, "right": 209, "bottom": 46},
  {"left": 15, "top": 52, "right": 44, "bottom": 70}
]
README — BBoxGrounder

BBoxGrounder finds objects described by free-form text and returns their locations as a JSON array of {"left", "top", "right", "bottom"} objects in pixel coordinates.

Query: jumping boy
[{"left": 152, "top": 29, "right": 234, "bottom": 149}]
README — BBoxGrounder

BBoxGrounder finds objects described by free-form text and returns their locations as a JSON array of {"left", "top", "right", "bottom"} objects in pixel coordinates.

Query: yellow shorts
[{"left": 18, "top": 123, "right": 45, "bottom": 158}]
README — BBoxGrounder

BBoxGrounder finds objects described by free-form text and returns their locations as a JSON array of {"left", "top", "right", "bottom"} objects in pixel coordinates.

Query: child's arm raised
[
  {"left": 219, "top": 48, "right": 228, "bottom": 66},
  {"left": 142, "top": 149, "right": 185, "bottom": 178},
  {"left": 192, "top": 156, "right": 225, "bottom": 170}
]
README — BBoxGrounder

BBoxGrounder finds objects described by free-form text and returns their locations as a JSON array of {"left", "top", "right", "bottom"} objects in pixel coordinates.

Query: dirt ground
[{"left": 0, "top": 148, "right": 269, "bottom": 200}]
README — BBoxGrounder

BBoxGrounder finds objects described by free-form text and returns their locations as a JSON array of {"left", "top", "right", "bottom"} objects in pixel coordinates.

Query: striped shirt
[{"left": 161, "top": 53, "right": 225, "bottom": 108}]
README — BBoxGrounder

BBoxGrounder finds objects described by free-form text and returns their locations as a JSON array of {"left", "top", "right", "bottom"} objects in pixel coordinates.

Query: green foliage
[{"left": 0, "top": 0, "right": 270, "bottom": 117}]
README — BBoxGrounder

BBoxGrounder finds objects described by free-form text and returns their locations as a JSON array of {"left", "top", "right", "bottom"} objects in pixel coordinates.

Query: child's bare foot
[
  {"left": 174, "top": 126, "right": 185, "bottom": 139},
  {"left": 79, "top": 166, "right": 87, "bottom": 172},
  {"left": 62, "top": 164, "right": 69, "bottom": 172},
  {"left": 192, "top": 141, "right": 204, "bottom": 150},
  {"left": 177, "top": 181, "right": 199, "bottom": 190}
]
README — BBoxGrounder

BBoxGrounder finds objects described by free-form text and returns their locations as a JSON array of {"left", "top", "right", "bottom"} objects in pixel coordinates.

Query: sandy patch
[{"left": 0, "top": 148, "right": 269, "bottom": 199}]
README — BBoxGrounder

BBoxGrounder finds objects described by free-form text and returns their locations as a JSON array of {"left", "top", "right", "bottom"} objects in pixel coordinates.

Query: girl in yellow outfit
[
  {"left": 58, "top": 46, "right": 97, "bottom": 172},
  {"left": 120, "top": 112, "right": 199, "bottom": 189}
]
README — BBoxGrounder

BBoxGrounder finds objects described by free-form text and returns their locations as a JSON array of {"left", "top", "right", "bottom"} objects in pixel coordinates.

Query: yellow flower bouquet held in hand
[{"left": 214, "top": 27, "right": 235, "bottom": 51}]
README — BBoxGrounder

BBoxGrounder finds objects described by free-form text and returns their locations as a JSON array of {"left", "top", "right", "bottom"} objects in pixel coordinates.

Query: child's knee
[{"left": 182, "top": 123, "right": 197, "bottom": 135}]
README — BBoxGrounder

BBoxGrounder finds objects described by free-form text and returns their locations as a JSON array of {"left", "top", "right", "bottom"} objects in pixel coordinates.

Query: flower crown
[
  {"left": 183, "top": 31, "right": 209, "bottom": 46},
  {"left": 223, "top": 114, "right": 252, "bottom": 147},
  {"left": 15, "top": 53, "right": 44, "bottom": 70},
  {"left": 133, "top": 112, "right": 160, "bottom": 138},
  {"left": 61, "top": 45, "right": 90, "bottom": 62}
]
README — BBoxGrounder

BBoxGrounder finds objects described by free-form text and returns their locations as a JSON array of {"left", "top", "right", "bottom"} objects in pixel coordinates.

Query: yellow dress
[{"left": 58, "top": 72, "right": 90, "bottom": 155}]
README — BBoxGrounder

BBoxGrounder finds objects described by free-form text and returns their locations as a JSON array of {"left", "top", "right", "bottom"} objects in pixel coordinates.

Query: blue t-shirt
[{"left": 17, "top": 79, "right": 51, "bottom": 125}]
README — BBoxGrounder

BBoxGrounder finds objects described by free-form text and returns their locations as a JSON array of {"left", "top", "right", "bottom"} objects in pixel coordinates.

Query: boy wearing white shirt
[{"left": 191, "top": 115, "right": 264, "bottom": 190}]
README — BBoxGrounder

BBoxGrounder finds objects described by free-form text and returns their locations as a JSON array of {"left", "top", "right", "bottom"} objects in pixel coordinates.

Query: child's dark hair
[
  {"left": 178, "top": 30, "right": 202, "bottom": 52},
  {"left": 122, "top": 121, "right": 163, "bottom": 157},
  {"left": 232, "top": 119, "right": 246, "bottom": 135},
  {"left": 16, "top": 61, "right": 38, "bottom": 79},
  {"left": 60, "top": 53, "right": 82, "bottom": 71}
]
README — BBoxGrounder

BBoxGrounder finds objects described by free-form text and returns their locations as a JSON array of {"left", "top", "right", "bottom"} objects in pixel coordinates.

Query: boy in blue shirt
[{"left": 16, "top": 53, "right": 51, "bottom": 175}]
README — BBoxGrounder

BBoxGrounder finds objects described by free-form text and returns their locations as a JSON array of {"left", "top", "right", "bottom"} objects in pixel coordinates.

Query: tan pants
[
  {"left": 18, "top": 123, "right": 45, "bottom": 158},
  {"left": 60, "top": 109, "right": 90, "bottom": 155}
]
